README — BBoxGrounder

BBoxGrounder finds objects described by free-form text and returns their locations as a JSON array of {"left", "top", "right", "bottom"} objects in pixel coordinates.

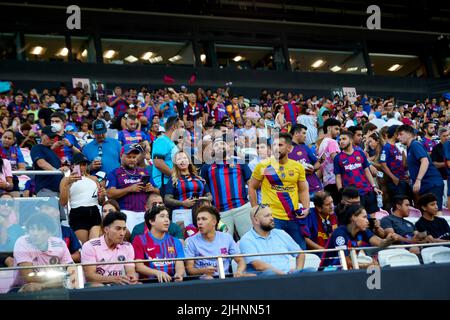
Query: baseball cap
[
  {"left": 374, "top": 111, "right": 382, "bottom": 119},
  {"left": 92, "top": 119, "right": 107, "bottom": 134},
  {"left": 30, "top": 98, "right": 39, "bottom": 104},
  {"left": 72, "top": 152, "right": 90, "bottom": 165},
  {"left": 121, "top": 144, "right": 141, "bottom": 156},
  {"left": 65, "top": 124, "right": 76, "bottom": 132},
  {"left": 41, "top": 125, "right": 59, "bottom": 138}
]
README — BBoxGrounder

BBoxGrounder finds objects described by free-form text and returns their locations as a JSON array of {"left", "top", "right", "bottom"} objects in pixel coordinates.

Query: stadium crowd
[{"left": 0, "top": 82, "right": 450, "bottom": 292}]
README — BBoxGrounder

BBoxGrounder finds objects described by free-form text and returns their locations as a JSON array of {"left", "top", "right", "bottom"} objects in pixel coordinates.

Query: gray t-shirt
[{"left": 380, "top": 214, "right": 415, "bottom": 238}]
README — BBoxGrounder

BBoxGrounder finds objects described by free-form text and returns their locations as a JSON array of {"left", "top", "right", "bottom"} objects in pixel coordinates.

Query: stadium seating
[
  {"left": 378, "top": 249, "right": 421, "bottom": 267},
  {"left": 421, "top": 246, "right": 450, "bottom": 264}
]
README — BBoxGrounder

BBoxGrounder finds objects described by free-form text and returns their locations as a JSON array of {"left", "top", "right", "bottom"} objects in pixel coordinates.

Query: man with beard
[
  {"left": 249, "top": 133, "right": 310, "bottom": 249},
  {"left": 200, "top": 137, "right": 253, "bottom": 238},
  {"left": 239, "top": 204, "right": 305, "bottom": 275},
  {"left": 334, "top": 131, "right": 382, "bottom": 219},
  {"left": 107, "top": 144, "right": 159, "bottom": 232},
  {"left": 118, "top": 114, "right": 150, "bottom": 146},
  {"left": 421, "top": 122, "right": 438, "bottom": 155}
]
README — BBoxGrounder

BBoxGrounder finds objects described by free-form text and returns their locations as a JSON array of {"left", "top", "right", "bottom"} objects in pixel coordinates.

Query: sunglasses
[{"left": 254, "top": 204, "right": 269, "bottom": 217}]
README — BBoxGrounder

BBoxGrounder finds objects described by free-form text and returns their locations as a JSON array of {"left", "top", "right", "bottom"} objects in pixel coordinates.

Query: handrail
[
  {"left": 12, "top": 170, "right": 64, "bottom": 176},
  {"left": 3, "top": 241, "right": 449, "bottom": 272}
]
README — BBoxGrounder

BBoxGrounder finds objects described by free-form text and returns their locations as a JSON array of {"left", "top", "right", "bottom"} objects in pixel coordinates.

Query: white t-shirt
[{"left": 69, "top": 176, "right": 100, "bottom": 208}]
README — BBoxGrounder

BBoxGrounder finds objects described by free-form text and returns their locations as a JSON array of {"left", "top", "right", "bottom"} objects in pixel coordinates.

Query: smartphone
[
  {"left": 141, "top": 175, "right": 150, "bottom": 185},
  {"left": 73, "top": 165, "right": 81, "bottom": 176}
]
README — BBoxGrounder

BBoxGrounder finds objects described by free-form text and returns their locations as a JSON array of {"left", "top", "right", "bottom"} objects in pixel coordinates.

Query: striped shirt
[
  {"left": 107, "top": 167, "right": 154, "bottom": 212},
  {"left": 283, "top": 102, "right": 299, "bottom": 125},
  {"left": 200, "top": 162, "right": 252, "bottom": 212},
  {"left": 132, "top": 232, "right": 184, "bottom": 277},
  {"left": 164, "top": 175, "right": 210, "bottom": 210}
]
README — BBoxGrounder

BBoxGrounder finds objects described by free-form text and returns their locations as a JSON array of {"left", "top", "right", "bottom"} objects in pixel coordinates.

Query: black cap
[
  {"left": 72, "top": 152, "right": 90, "bottom": 165},
  {"left": 387, "top": 125, "right": 400, "bottom": 138},
  {"left": 41, "top": 126, "right": 58, "bottom": 138},
  {"left": 92, "top": 119, "right": 107, "bottom": 134}
]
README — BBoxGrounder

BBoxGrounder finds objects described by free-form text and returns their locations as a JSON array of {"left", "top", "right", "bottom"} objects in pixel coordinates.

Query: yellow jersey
[{"left": 252, "top": 157, "right": 306, "bottom": 220}]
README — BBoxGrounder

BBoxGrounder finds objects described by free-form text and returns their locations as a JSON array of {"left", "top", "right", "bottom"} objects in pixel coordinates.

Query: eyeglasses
[
  {"left": 151, "top": 202, "right": 164, "bottom": 207},
  {"left": 254, "top": 204, "right": 269, "bottom": 217}
]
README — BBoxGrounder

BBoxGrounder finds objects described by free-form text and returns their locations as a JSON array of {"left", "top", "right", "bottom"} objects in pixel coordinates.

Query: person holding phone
[
  {"left": 164, "top": 151, "right": 212, "bottom": 228},
  {"left": 60, "top": 153, "right": 106, "bottom": 244}
]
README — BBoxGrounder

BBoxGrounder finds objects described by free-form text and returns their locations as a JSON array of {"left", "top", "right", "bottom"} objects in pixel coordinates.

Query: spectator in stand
[
  {"left": 283, "top": 99, "right": 299, "bottom": 127},
  {"left": 226, "top": 96, "right": 242, "bottom": 124},
  {"left": 297, "top": 106, "right": 317, "bottom": 147},
  {"left": 300, "top": 191, "right": 338, "bottom": 250},
  {"left": 152, "top": 116, "right": 183, "bottom": 190},
  {"left": 431, "top": 127, "right": 449, "bottom": 207},
  {"left": 245, "top": 104, "right": 261, "bottom": 121},
  {"left": 164, "top": 151, "right": 212, "bottom": 227},
  {"left": 0, "top": 195, "right": 25, "bottom": 253},
  {"left": 201, "top": 137, "right": 253, "bottom": 238},
  {"left": 130, "top": 192, "right": 183, "bottom": 243},
  {"left": 49, "top": 112, "right": 81, "bottom": 165},
  {"left": 107, "top": 144, "right": 158, "bottom": 232},
  {"left": 7, "top": 94, "right": 27, "bottom": 119},
  {"left": 335, "top": 131, "right": 382, "bottom": 217},
  {"left": 109, "top": 86, "right": 129, "bottom": 118},
  {"left": 16, "top": 123, "right": 37, "bottom": 150},
  {"left": 31, "top": 126, "right": 66, "bottom": 197},
  {"left": 317, "top": 118, "right": 341, "bottom": 204},
  {"left": 249, "top": 133, "right": 310, "bottom": 249},
  {"left": 289, "top": 124, "right": 323, "bottom": 197},
  {"left": 380, "top": 125, "right": 411, "bottom": 208},
  {"left": 81, "top": 211, "right": 138, "bottom": 287},
  {"left": 161, "top": 93, "right": 178, "bottom": 123},
  {"left": 59, "top": 153, "right": 106, "bottom": 244},
  {"left": 416, "top": 193, "right": 450, "bottom": 242},
  {"left": 380, "top": 195, "right": 429, "bottom": 254},
  {"left": 183, "top": 93, "right": 203, "bottom": 124},
  {"left": 132, "top": 205, "right": 185, "bottom": 283},
  {"left": 239, "top": 204, "right": 305, "bottom": 275},
  {"left": 10, "top": 213, "right": 73, "bottom": 293},
  {"left": 118, "top": 114, "right": 150, "bottom": 147},
  {"left": 184, "top": 206, "right": 251, "bottom": 278},
  {"left": 0, "top": 129, "right": 26, "bottom": 196},
  {"left": 101, "top": 199, "right": 121, "bottom": 219},
  {"left": 421, "top": 122, "right": 438, "bottom": 154},
  {"left": 322, "top": 205, "right": 398, "bottom": 269},
  {"left": 0, "top": 116, "right": 9, "bottom": 138},
  {"left": 397, "top": 125, "right": 444, "bottom": 210},
  {"left": 83, "top": 119, "right": 121, "bottom": 175}
]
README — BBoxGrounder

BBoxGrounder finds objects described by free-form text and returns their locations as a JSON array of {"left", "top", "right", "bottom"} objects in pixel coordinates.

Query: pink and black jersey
[
  {"left": 200, "top": 162, "right": 251, "bottom": 212},
  {"left": 132, "top": 232, "right": 184, "bottom": 277},
  {"left": 107, "top": 167, "right": 154, "bottom": 212},
  {"left": 380, "top": 143, "right": 406, "bottom": 180},
  {"left": 81, "top": 236, "right": 134, "bottom": 278},
  {"left": 164, "top": 175, "right": 210, "bottom": 210},
  {"left": 422, "top": 137, "right": 438, "bottom": 154},
  {"left": 334, "top": 149, "right": 372, "bottom": 195}
]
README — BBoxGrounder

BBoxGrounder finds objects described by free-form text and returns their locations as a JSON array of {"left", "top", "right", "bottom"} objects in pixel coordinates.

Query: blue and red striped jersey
[
  {"left": 334, "top": 149, "right": 372, "bottom": 195},
  {"left": 200, "top": 162, "right": 251, "bottom": 212},
  {"left": 132, "top": 232, "right": 184, "bottom": 277},
  {"left": 422, "top": 137, "right": 438, "bottom": 154},
  {"left": 283, "top": 102, "right": 299, "bottom": 125},
  {"left": 164, "top": 175, "right": 210, "bottom": 210},
  {"left": 380, "top": 143, "right": 406, "bottom": 180}
]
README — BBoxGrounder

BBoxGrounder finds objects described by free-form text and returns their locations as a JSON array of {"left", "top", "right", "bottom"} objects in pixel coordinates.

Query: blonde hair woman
[{"left": 164, "top": 151, "right": 212, "bottom": 228}]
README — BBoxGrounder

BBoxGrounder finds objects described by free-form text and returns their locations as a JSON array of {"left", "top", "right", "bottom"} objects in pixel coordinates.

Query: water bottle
[{"left": 377, "top": 194, "right": 383, "bottom": 209}]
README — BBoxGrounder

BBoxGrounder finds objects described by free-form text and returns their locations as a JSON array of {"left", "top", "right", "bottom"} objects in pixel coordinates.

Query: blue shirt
[
  {"left": 30, "top": 144, "right": 62, "bottom": 193},
  {"left": 407, "top": 140, "right": 443, "bottom": 192},
  {"left": 0, "top": 144, "right": 25, "bottom": 170},
  {"left": 239, "top": 228, "right": 300, "bottom": 274},
  {"left": 160, "top": 101, "right": 178, "bottom": 119},
  {"left": 61, "top": 133, "right": 81, "bottom": 163},
  {"left": 151, "top": 135, "right": 178, "bottom": 188},
  {"left": 184, "top": 231, "right": 239, "bottom": 276},
  {"left": 321, "top": 226, "right": 374, "bottom": 267},
  {"left": 82, "top": 138, "right": 121, "bottom": 175},
  {"left": 61, "top": 225, "right": 81, "bottom": 254}
]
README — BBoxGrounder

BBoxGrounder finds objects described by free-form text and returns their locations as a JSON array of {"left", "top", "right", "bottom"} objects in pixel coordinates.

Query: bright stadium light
[
  {"left": 330, "top": 65, "right": 342, "bottom": 72},
  {"left": 388, "top": 64, "right": 403, "bottom": 72},
  {"left": 103, "top": 50, "right": 116, "bottom": 59},
  {"left": 141, "top": 52, "right": 153, "bottom": 60},
  {"left": 31, "top": 46, "right": 45, "bottom": 55},
  {"left": 311, "top": 59, "right": 325, "bottom": 68}
]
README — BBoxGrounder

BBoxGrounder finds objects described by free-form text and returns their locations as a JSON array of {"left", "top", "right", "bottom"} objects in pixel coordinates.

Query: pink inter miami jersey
[{"left": 81, "top": 236, "right": 134, "bottom": 278}]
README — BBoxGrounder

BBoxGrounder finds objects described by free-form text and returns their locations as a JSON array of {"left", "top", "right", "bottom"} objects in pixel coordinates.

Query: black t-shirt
[
  {"left": 415, "top": 216, "right": 450, "bottom": 240},
  {"left": 431, "top": 143, "right": 447, "bottom": 179},
  {"left": 380, "top": 214, "right": 415, "bottom": 238},
  {"left": 38, "top": 107, "right": 53, "bottom": 126}
]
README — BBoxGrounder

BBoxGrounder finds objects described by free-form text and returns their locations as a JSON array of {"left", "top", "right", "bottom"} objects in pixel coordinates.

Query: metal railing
[
  {"left": 12, "top": 170, "right": 64, "bottom": 176},
  {"left": 2, "top": 241, "right": 449, "bottom": 291}
]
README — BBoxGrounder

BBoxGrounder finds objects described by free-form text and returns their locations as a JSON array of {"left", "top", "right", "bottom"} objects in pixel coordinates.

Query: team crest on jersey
[
  {"left": 335, "top": 236, "right": 346, "bottom": 246},
  {"left": 49, "top": 256, "right": 60, "bottom": 265},
  {"left": 220, "top": 248, "right": 228, "bottom": 255},
  {"left": 288, "top": 170, "right": 295, "bottom": 177},
  {"left": 356, "top": 156, "right": 361, "bottom": 162},
  {"left": 297, "top": 151, "right": 303, "bottom": 156},
  {"left": 168, "top": 246, "right": 175, "bottom": 254},
  {"left": 117, "top": 255, "right": 126, "bottom": 261}
]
